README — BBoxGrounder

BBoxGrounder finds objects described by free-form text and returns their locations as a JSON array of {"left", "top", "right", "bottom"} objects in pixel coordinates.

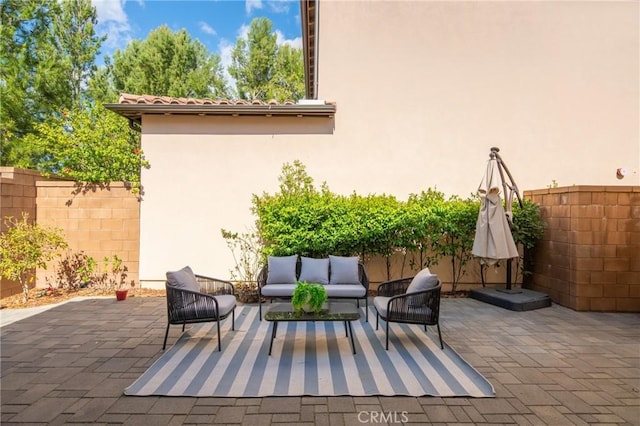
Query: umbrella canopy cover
[{"left": 472, "top": 158, "right": 519, "bottom": 265}]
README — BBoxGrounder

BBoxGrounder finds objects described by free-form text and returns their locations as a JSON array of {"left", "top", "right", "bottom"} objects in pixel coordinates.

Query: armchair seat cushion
[
  {"left": 373, "top": 296, "right": 434, "bottom": 318},
  {"left": 173, "top": 294, "right": 236, "bottom": 321},
  {"left": 373, "top": 296, "right": 391, "bottom": 317},
  {"left": 210, "top": 294, "right": 237, "bottom": 316}
]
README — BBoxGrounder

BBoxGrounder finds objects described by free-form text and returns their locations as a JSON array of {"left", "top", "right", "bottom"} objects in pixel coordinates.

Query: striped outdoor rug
[{"left": 125, "top": 306, "right": 494, "bottom": 397}]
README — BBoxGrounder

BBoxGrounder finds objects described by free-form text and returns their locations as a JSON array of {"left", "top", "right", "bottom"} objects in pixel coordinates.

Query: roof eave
[{"left": 103, "top": 103, "right": 336, "bottom": 123}]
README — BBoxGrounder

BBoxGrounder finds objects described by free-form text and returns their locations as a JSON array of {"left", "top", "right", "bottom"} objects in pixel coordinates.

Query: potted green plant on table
[{"left": 291, "top": 281, "right": 328, "bottom": 313}]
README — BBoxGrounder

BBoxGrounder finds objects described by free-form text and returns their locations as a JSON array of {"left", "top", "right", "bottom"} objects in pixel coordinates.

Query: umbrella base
[{"left": 470, "top": 286, "right": 551, "bottom": 311}]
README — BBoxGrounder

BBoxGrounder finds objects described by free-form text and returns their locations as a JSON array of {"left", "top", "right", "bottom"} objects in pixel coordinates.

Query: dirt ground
[{"left": 0, "top": 287, "right": 166, "bottom": 310}]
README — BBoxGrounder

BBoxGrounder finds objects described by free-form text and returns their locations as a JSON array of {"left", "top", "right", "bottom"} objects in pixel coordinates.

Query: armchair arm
[
  {"left": 195, "top": 274, "right": 235, "bottom": 296},
  {"left": 358, "top": 263, "right": 370, "bottom": 292},
  {"left": 376, "top": 277, "right": 413, "bottom": 297},
  {"left": 256, "top": 265, "right": 268, "bottom": 289},
  {"left": 166, "top": 285, "right": 226, "bottom": 322}
]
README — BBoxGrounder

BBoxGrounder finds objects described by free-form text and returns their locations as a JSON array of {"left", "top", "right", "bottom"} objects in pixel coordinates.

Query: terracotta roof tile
[
  {"left": 107, "top": 93, "right": 336, "bottom": 123},
  {"left": 118, "top": 93, "right": 300, "bottom": 107}
]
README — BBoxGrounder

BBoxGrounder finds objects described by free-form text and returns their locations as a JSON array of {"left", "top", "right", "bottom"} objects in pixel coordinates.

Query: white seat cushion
[
  {"left": 260, "top": 283, "right": 298, "bottom": 297},
  {"left": 373, "top": 296, "right": 391, "bottom": 317},
  {"left": 324, "top": 284, "right": 366, "bottom": 298},
  {"left": 213, "top": 294, "right": 237, "bottom": 316}
]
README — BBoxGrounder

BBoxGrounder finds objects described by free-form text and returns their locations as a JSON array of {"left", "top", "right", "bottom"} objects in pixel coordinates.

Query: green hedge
[{"left": 249, "top": 161, "right": 544, "bottom": 288}]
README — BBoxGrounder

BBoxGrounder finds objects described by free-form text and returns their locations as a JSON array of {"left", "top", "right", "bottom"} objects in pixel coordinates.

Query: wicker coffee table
[{"left": 264, "top": 303, "right": 360, "bottom": 355}]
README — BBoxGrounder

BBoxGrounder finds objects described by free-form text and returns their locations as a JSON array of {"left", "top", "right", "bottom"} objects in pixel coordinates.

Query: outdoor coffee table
[{"left": 264, "top": 303, "right": 360, "bottom": 355}]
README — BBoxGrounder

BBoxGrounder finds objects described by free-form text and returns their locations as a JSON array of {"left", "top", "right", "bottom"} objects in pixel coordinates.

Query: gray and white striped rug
[{"left": 125, "top": 306, "right": 494, "bottom": 397}]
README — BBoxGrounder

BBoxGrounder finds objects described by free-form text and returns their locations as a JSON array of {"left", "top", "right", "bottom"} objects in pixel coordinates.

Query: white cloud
[
  {"left": 245, "top": 0, "right": 263, "bottom": 14},
  {"left": 275, "top": 30, "right": 301, "bottom": 49},
  {"left": 93, "top": 0, "right": 133, "bottom": 52},
  {"left": 238, "top": 23, "right": 251, "bottom": 40},
  {"left": 219, "top": 39, "right": 237, "bottom": 97},
  {"left": 93, "top": 0, "right": 127, "bottom": 22},
  {"left": 267, "top": 0, "right": 290, "bottom": 14},
  {"left": 199, "top": 21, "right": 217, "bottom": 36}
]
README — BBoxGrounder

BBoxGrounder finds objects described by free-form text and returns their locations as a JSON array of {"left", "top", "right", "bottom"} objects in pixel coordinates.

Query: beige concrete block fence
[
  {"left": 524, "top": 186, "right": 640, "bottom": 312},
  {"left": 0, "top": 167, "right": 140, "bottom": 298}
]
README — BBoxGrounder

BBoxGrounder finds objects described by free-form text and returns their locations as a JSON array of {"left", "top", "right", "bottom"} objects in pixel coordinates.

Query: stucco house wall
[{"left": 129, "top": 1, "right": 638, "bottom": 286}]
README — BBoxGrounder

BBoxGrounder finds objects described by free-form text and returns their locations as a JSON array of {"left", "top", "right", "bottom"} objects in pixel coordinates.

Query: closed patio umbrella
[
  {"left": 470, "top": 149, "right": 551, "bottom": 309},
  {"left": 472, "top": 148, "right": 519, "bottom": 270}
]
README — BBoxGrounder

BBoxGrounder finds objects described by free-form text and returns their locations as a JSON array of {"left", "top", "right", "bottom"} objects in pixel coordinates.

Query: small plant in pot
[
  {"left": 291, "top": 281, "right": 328, "bottom": 313},
  {"left": 95, "top": 255, "right": 135, "bottom": 301}
]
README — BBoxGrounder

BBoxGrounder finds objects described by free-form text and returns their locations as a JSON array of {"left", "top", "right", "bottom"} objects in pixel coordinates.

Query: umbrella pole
[{"left": 491, "top": 147, "right": 523, "bottom": 291}]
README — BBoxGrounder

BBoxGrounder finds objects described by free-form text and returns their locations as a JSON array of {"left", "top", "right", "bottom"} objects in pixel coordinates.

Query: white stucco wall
[
  {"left": 138, "top": 1, "right": 639, "bottom": 286},
  {"left": 316, "top": 0, "right": 639, "bottom": 195}
]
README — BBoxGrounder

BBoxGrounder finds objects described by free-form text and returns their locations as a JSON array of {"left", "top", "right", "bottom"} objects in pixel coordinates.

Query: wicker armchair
[
  {"left": 164, "top": 272, "right": 236, "bottom": 351},
  {"left": 373, "top": 275, "right": 443, "bottom": 350}
]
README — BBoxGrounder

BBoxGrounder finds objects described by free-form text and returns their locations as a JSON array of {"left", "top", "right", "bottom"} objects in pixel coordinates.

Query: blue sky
[{"left": 92, "top": 0, "right": 302, "bottom": 71}]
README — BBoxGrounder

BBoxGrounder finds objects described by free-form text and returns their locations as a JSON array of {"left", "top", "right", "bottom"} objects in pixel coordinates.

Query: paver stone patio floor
[{"left": 1, "top": 296, "right": 638, "bottom": 425}]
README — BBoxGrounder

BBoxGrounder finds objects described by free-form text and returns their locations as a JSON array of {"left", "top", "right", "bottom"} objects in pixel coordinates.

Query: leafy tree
[
  {"left": 0, "top": 213, "right": 68, "bottom": 303},
  {"left": 220, "top": 228, "right": 263, "bottom": 282},
  {"left": 49, "top": 0, "right": 105, "bottom": 105},
  {"left": 404, "top": 189, "right": 447, "bottom": 273},
  {"left": 511, "top": 199, "right": 546, "bottom": 283},
  {"left": 0, "top": 0, "right": 104, "bottom": 165},
  {"left": 93, "top": 25, "right": 227, "bottom": 101},
  {"left": 20, "top": 104, "right": 148, "bottom": 185},
  {"left": 250, "top": 161, "right": 545, "bottom": 290},
  {"left": 271, "top": 44, "right": 305, "bottom": 101},
  {"left": 431, "top": 195, "right": 479, "bottom": 292},
  {"left": 1, "top": 0, "right": 55, "bottom": 163},
  {"left": 229, "top": 17, "right": 303, "bottom": 101},
  {"left": 347, "top": 193, "right": 403, "bottom": 279},
  {"left": 86, "top": 56, "right": 119, "bottom": 103}
]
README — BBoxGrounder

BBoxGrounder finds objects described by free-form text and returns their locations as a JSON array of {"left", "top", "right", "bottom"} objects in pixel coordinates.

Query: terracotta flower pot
[{"left": 115, "top": 290, "right": 128, "bottom": 301}]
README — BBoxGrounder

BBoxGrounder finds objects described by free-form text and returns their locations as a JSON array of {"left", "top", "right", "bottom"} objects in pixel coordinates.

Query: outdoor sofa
[{"left": 257, "top": 255, "right": 370, "bottom": 321}]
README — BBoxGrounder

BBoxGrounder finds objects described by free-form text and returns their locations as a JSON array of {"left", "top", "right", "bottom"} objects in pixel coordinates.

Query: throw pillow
[
  {"left": 166, "top": 266, "right": 200, "bottom": 293},
  {"left": 406, "top": 268, "right": 439, "bottom": 293},
  {"left": 298, "top": 257, "right": 330, "bottom": 285},
  {"left": 266, "top": 255, "right": 299, "bottom": 284},
  {"left": 329, "top": 255, "right": 360, "bottom": 285}
]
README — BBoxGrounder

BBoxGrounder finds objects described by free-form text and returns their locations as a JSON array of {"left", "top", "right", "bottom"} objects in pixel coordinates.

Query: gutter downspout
[
  {"left": 301, "top": 0, "right": 319, "bottom": 99},
  {"left": 312, "top": 0, "right": 319, "bottom": 99}
]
